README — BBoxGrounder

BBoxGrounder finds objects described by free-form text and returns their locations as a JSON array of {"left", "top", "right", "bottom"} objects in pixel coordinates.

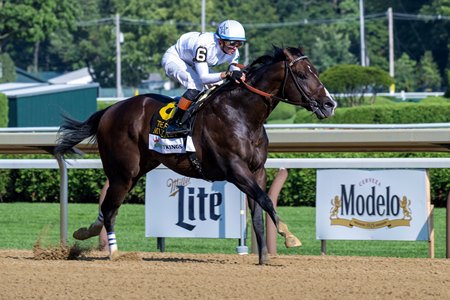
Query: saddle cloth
[
  {"left": 148, "top": 101, "right": 195, "bottom": 154},
  {"left": 147, "top": 86, "right": 221, "bottom": 154}
]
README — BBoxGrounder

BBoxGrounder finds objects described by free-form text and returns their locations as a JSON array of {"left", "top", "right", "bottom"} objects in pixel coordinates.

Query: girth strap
[{"left": 188, "top": 152, "right": 211, "bottom": 182}]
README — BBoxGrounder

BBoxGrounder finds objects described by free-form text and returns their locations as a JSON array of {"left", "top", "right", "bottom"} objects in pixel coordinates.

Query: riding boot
[{"left": 166, "top": 97, "right": 192, "bottom": 134}]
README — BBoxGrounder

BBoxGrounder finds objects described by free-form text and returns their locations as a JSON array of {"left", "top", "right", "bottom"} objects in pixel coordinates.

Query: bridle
[{"left": 238, "top": 55, "right": 320, "bottom": 111}]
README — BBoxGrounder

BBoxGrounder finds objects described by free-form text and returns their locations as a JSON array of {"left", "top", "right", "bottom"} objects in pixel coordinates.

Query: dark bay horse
[{"left": 55, "top": 46, "right": 336, "bottom": 264}]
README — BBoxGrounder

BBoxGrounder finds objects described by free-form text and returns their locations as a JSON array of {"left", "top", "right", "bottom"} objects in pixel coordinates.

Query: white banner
[
  {"left": 145, "top": 169, "right": 244, "bottom": 238},
  {"left": 316, "top": 169, "right": 430, "bottom": 241},
  {"left": 148, "top": 134, "right": 196, "bottom": 154}
]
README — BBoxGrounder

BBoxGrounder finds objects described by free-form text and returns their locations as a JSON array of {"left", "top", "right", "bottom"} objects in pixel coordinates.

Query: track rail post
[{"left": 55, "top": 154, "right": 68, "bottom": 246}]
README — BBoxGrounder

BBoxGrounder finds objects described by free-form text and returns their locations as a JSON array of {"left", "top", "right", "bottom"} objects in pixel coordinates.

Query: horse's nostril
[{"left": 324, "top": 102, "right": 335, "bottom": 109}]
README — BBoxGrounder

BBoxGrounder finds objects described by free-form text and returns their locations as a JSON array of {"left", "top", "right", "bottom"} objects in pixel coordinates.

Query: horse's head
[{"left": 278, "top": 47, "right": 337, "bottom": 119}]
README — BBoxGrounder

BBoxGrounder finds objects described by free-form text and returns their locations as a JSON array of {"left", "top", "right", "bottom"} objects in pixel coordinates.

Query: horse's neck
[
  {"left": 242, "top": 63, "right": 284, "bottom": 118},
  {"left": 248, "top": 62, "right": 284, "bottom": 97},
  {"left": 239, "top": 92, "right": 273, "bottom": 126}
]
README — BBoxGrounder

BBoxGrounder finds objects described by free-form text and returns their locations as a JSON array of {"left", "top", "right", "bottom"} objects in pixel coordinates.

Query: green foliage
[
  {"left": 268, "top": 102, "right": 296, "bottom": 122},
  {"left": 310, "top": 29, "right": 357, "bottom": 72},
  {"left": 295, "top": 100, "right": 450, "bottom": 124},
  {"left": 420, "top": 96, "right": 450, "bottom": 104},
  {"left": 0, "top": 0, "right": 78, "bottom": 72},
  {"left": 320, "top": 64, "right": 393, "bottom": 107},
  {"left": 0, "top": 169, "right": 11, "bottom": 202},
  {"left": 371, "top": 96, "right": 397, "bottom": 105},
  {"left": 0, "top": 153, "right": 146, "bottom": 204},
  {"left": 395, "top": 53, "right": 417, "bottom": 92},
  {"left": 0, "top": 93, "right": 8, "bottom": 127},
  {"left": 445, "top": 70, "right": 450, "bottom": 98},
  {"left": 97, "top": 101, "right": 115, "bottom": 111},
  {"left": 0, "top": 53, "right": 16, "bottom": 83},
  {"left": 417, "top": 51, "right": 442, "bottom": 91},
  {"left": 2, "top": 1, "right": 448, "bottom": 94}
]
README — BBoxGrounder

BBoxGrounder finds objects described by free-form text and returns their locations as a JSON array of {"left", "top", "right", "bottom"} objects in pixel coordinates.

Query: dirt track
[{"left": 0, "top": 249, "right": 449, "bottom": 299}]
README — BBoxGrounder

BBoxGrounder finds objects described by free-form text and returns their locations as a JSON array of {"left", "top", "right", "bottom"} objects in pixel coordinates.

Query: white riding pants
[{"left": 161, "top": 48, "right": 204, "bottom": 91}]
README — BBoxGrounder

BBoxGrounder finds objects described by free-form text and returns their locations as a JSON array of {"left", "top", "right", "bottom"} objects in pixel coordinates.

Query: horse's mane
[
  {"left": 219, "top": 46, "right": 304, "bottom": 91},
  {"left": 246, "top": 46, "right": 304, "bottom": 75}
]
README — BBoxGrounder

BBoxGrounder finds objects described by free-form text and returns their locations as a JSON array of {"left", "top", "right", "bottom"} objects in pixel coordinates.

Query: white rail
[
  {"left": 3, "top": 158, "right": 450, "bottom": 169},
  {"left": 2, "top": 157, "right": 450, "bottom": 244}
]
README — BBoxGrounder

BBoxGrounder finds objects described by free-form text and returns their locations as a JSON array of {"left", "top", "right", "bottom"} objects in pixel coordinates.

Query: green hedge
[
  {"left": 295, "top": 101, "right": 450, "bottom": 124},
  {"left": 0, "top": 154, "right": 146, "bottom": 204},
  {"left": 0, "top": 53, "right": 16, "bottom": 83},
  {"left": 2, "top": 152, "right": 448, "bottom": 208},
  {"left": 268, "top": 102, "right": 297, "bottom": 122},
  {"left": 0, "top": 93, "right": 7, "bottom": 127}
]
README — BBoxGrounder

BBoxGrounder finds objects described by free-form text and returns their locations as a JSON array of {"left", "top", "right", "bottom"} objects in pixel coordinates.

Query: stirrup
[{"left": 166, "top": 123, "right": 189, "bottom": 135}]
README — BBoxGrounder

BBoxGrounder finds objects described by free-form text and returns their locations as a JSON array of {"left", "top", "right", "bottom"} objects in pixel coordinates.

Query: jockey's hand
[{"left": 226, "top": 70, "right": 244, "bottom": 82}]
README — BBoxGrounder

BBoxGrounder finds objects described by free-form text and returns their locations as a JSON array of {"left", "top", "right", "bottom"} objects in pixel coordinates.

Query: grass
[{"left": 0, "top": 203, "right": 447, "bottom": 258}]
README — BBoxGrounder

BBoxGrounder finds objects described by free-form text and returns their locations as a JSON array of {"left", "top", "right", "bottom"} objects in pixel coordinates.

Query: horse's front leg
[
  {"left": 235, "top": 167, "right": 301, "bottom": 263},
  {"left": 247, "top": 196, "right": 269, "bottom": 264},
  {"left": 233, "top": 167, "right": 270, "bottom": 264},
  {"left": 250, "top": 168, "right": 270, "bottom": 264}
]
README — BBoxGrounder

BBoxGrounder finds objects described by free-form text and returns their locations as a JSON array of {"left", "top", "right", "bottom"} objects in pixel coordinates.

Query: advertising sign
[
  {"left": 316, "top": 169, "right": 430, "bottom": 241},
  {"left": 145, "top": 169, "right": 244, "bottom": 238}
]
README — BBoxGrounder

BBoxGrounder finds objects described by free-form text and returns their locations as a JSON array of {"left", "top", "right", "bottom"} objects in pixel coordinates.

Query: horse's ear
[
  {"left": 299, "top": 46, "right": 305, "bottom": 54},
  {"left": 283, "top": 48, "right": 295, "bottom": 61}
]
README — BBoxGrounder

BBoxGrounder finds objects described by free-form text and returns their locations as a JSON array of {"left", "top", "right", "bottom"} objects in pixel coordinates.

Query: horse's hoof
[
  {"left": 73, "top": 227, "right": 91, "bottom": 240},
  {"left": 109, "top": 251, "right": 120, "bottom": 261},
  {"left": 277, "top": 220, "right": 302, "bottom": 248},
  {"left": 259, "top": 253, "right": 270, "bottom": 265},
  {"left": 285, "top": 235, "right": 302, "bottom": 248},
  {"left": 73, "top": 223, "right": 102, "bottom": 240}
]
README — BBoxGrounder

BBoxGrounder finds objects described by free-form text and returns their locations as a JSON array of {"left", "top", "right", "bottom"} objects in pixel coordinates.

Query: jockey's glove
[{"left": 226, "top": 70, "right": 243, "bottom": 81}]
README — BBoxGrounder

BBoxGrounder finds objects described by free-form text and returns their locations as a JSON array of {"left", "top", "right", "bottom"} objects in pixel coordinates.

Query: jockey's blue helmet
[{"left": 216, "top": 20, "right": 246, "bottom": 41}]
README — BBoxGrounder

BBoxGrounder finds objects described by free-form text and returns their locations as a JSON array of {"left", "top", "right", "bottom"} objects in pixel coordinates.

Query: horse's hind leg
[
  {"left": 71, "top": 180, "right": 125, "bottom": 241},
  {"left": 100, "top": 177, "right": 135, "bottom": 259},
  {"left": 72, "top": 176, "right": 133, "bottom": 258},
  {"left": 73, "top": 208, "right": 105, "bottom": 240}
]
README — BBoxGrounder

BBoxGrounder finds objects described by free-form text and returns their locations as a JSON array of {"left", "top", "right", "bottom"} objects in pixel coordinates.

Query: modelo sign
[
  {"left": 145, "top": 169, "right": 244, "bottom": 238},
  {"left": 316, "top": 169, "right": 431, "bottom": 241}
]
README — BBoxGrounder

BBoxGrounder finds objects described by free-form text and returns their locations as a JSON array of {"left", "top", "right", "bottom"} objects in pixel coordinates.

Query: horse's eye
[{"left": 296, "top": 72, "right": 308, "bottom": 80}]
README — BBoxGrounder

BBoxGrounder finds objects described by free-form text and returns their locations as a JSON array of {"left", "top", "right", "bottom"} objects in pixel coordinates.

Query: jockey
[{"left": 161, "top": 20, "right": 246, "bottom": 134}]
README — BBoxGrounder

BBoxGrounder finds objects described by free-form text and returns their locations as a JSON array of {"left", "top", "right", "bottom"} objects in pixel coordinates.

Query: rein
[{"left": 238, "top": 55, "right": 316, "bottom": 107}]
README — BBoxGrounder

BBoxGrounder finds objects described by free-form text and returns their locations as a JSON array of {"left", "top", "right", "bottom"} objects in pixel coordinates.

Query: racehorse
[{"left": 55, "top": 46, "right": 337, "bottom": 265}]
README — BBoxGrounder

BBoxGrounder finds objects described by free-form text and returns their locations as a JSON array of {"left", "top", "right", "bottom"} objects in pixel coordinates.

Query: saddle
[{"left": 149, "top": 85, "right": 220, "bottom": 139}]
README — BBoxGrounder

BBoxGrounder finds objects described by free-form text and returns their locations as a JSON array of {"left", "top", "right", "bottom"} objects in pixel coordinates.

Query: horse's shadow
[{"left": 142, "top": 257, "right": 212, "bottom": 264}]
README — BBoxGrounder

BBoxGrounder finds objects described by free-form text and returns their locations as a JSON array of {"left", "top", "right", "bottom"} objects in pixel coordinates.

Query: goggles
[{"left": 223, "top": 40, "right": 244, "bottom": 48}]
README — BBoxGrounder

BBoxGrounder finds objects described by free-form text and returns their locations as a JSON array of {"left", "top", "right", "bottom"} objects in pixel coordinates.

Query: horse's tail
[{"left": 54, "top": 108, "right": 109, "bottom": 157}]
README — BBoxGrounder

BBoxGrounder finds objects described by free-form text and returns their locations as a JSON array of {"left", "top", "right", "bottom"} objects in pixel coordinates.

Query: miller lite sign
[
  {"left": 145, "top": 169, "right": 244, "bottom": 238},
  {"left": 316, "top": 169, "right": 431, "bottom": 241}
]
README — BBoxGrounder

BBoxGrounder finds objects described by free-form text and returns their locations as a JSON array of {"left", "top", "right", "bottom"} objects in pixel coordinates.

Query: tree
[
  {"left": 310, "top": 29, "right": 357, "bottom": 72},
  {"left": 420, "top": 0, "right": 450, "bottom": 76},
  {"left": 0, "top": 52, "right": 15, "bottom": 83},
  {"left": 320, "top": 64, "right": 392, "bottom": 107},
  {"left": 394, "top": 53, "right": 417, "bottom": 92},
  {"left": 417, "top": 51, "right": 442, "bottom": 91},
  {"left": 0, "top": 0, "right": 78, "bottom": 72},
  {"left": 1, "top": 0, "right": 445, "bottom": 93}
]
